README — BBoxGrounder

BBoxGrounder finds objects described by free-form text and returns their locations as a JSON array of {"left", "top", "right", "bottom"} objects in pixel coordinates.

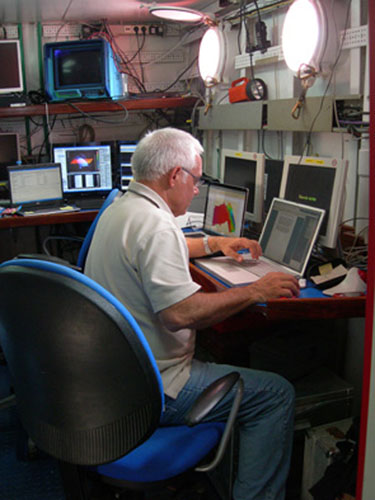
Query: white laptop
[
  {"left": 184, "top": 182, "right": 249, "bottom": 238},
  {"left": 195, "top": 198, "right": 325, "bottom": 286}
]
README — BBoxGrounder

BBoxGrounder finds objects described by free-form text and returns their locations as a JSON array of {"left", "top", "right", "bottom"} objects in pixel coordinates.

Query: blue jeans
[{"left": 160, "top": 359, "right": 295, "bottom": 500}]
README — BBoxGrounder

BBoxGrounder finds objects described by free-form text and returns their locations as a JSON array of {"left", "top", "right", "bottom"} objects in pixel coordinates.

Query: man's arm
[
  {"left": 186, "top": 236, "right": 262, "bottom": 262},
  {"left": 158, "top": 271, "right": 299, "bottom": 332}
]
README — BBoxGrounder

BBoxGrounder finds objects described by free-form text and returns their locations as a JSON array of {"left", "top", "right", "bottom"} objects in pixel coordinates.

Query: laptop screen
[
  {"left": 8, "top": 164, "right": 63, "bottom": 205},
  {"left": 259, "top": 198, "right": 325, "bottom": 274},
  {"left": 203, "top": 183, "right": 248, "bottom": 237}
]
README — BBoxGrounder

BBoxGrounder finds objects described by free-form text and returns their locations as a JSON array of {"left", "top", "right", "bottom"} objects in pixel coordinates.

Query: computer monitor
[
  {"left": 264, "top": 159, "right": 284, "bottom": 216},
  {"left": 220, "top": 149, "right": 265, "bottom": 224},
  {"left": 0, "top": 132, "right": 20, "bottom": 182},
  {"left": 0, "top": 40, "right": 23, "bottom": 94},
  {"left": 279, "top": 155, "right": 349, "bottom": 249},
  {"left": 117, "top": 141, "right": 137, "bottom": 191},
  {"left": 52, "top": 143, "right": 113, "bottom": 199}
]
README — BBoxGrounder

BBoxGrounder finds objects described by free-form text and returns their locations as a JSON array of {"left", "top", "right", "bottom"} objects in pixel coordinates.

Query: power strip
[
  {"left": 127, "top": 50, "right": 184, "bottom": 64},
  {"left": 42, "top": 24, "right": 82, "bottom": 38},
  {"left": 123, "top": 25, "right": 164, "bottom": 36}
]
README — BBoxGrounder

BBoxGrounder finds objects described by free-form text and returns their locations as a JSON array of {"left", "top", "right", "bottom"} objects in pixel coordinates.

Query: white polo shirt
[{"left": 85, "top": 181, "right": 201, "bottom": 398}]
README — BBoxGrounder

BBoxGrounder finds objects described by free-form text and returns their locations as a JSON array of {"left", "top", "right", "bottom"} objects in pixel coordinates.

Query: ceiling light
[{"left": 149, "top": 6, "right": 205, "bottom": 23}]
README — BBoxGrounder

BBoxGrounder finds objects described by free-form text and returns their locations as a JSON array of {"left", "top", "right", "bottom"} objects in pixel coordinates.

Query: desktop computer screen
[
  {"left": 221, "top": 149, "right": 265, "bottom": 224},
  {"left": 279, "top": 155, "right": 349, "bottom": 249},
  {"left": 264, "top": 159, "right": 284, "bottom": 216},
  {"left": 53, "top": 143, "right": 113, "bottom": 198},
  {"left": 117, "top": 141, "right": 137, "bottom": 190},
  {"left": 0, "top": 132, "right": 20, "bottom": 182}
]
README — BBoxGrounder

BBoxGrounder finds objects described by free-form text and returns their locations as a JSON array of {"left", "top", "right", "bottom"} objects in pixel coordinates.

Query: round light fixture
[
  {"left": 149, "top": 6, "right": 205, "bottom": 23},
  {"left": 198, "top": 25, "right": 237, "bottom": 86},
  {"left": 281, "top": 0, "right": 340, "bottom": 76}
]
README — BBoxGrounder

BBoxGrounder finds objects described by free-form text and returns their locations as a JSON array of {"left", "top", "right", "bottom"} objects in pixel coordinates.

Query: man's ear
[{"left": 168, "top": 166, "right": 181, "bottom": 187}]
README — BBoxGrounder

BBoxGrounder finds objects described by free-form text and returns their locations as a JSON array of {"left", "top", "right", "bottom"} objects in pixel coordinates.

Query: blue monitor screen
[{"left": 55, "top": 47, "right": 103, "bottom": 87}]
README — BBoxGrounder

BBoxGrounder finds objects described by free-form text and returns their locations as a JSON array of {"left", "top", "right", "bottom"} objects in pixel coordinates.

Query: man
[{"left": 85, "top": 127, "right": 299, "bottom": 500}]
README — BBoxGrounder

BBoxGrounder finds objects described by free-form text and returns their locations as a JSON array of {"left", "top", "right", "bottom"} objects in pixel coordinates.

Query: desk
[
  {"left": 190, "top": 263, "right": 366, "bottom": 324},
  {"left": 0, "top": 210, "right": 98, "bottom": 230},
  {"left": 0, "top": 210, "right": 99, "bottom": 260},
  {"left": 190, "top": 261, "right": 366, "bottom": 367}
]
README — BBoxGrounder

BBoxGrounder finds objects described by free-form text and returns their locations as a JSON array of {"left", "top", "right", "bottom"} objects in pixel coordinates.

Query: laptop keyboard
[{"left": 243, "top": 259, "right": 283, "bottom": 277}]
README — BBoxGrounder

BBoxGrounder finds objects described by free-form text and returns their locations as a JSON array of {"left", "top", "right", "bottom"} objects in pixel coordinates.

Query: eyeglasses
[{"left": 181, "top": 167, "right": 205, "bottom": 187}]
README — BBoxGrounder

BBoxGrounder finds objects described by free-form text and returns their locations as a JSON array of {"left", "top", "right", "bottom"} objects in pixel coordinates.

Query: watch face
[{"left": 248, "top": 78, "right": 267, "bottom": 100}]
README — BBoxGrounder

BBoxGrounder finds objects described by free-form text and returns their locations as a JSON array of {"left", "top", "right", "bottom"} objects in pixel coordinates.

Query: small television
[
  {"left": 0, "top": 132, "right": 21, "bottom": 182},
  {"left": 0, "top": 40, "right": 23, "bottom": 94},
  {"left": 44, "top": 39, "right": 124, "bottom": 102},
  {"left": 221, "top": 149, "right": 265, "bottom": 224},
  {"left": 52, "top": 143, "right": 113, "bottom": 201},
  {"left": 264, "top": 159, "right": 284, "bottom": 216},
  {"left": 279, "top": 155, "right": 349, "bottom": 249},
  {"left": 117, "top": 140, "right": 137, "bottom": 191}
]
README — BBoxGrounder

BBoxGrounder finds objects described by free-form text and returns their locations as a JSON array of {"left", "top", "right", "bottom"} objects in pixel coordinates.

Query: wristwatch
[{"left": 203, "top": 235, "right": 213, "bottom": 255}]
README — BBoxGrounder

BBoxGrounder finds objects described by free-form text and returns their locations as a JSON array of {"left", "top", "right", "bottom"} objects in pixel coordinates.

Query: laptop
[
  {"left": 194, "top": 198, "right": 325, "bottom": 286},
  {"left": 7, "top": 163, "right": 80, "bottom": 216},
  {"left": 184, "top": 183, "right": 249, "bottom": 238}
]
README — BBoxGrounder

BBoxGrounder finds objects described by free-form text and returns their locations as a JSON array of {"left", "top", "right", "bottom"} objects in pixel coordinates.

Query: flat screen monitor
[
  {"left": 279, "top": 155, "right": 349, "bottom": 249},
  {"left": 0, "top": 40, "right": 23, "bottom": 94},
  {"left": 221, "top": 149, "right": 265, "bottom": 224},
  {"left": 264, "top": 159, "right": 284, "bottom": 216},
  {"left": 52, "top": 143, "right": 113, "bottom": 198},
  {"left": 0, "top": 132, "right": 20, "bottom": 182},
  {"left": 117, "top": 141, "right": 137, "bottom": 191}
]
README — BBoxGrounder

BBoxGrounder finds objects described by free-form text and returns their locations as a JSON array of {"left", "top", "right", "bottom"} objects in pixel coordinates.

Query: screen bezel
[
  {"left": 220, "top": 148, "right": 265, "bottom": 224},
  {"left": 279, "top": 155, "right": 348, "bottom": 249}
]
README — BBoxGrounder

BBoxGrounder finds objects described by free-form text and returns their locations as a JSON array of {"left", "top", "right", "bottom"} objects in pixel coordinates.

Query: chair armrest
[
  {"left": 185, "top": 372, "right": 240, "bottom": 426},
  {"left": 43, "top": 235, "right": 84, "bottom": 256},
  {"left": 184, "top": 371, "right": 244, "bottom": 474}
]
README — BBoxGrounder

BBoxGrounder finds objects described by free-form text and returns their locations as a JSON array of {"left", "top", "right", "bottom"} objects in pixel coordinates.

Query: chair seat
[{"left": 94, "top": 422, "right": 225, "bottom": 483}]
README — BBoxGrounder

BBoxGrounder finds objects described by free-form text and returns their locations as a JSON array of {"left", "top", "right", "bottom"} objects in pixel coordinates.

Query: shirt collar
[{"left": 127, "top": 180, "right": 174, "bottom": 216}]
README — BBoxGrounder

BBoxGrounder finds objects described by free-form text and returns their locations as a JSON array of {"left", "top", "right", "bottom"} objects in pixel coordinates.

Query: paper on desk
[
  {"left": 176, "top": 211, "right": 204, "bottom": 229},
  {"left": 311, "top": 264, "right": 347, "bottom": 285},
  {"left": 323, "top": 267, "right": 366, "bottom": 296}
]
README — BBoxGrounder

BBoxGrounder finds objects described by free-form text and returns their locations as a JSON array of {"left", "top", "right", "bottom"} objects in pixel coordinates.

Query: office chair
[
  {"left": 0, "top": 259, "right": 243, "bottom": 500},
  {"left": 42, "top": 188, "right": 121, "bottom": 269}
]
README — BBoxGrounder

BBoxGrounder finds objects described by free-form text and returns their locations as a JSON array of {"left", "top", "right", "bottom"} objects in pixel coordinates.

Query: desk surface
[
  {"left": 189, "top": 263, "right": 366, "bottom": 323},
  {"left": 0, "top": 210, "right": 98, "bottom": 229}
]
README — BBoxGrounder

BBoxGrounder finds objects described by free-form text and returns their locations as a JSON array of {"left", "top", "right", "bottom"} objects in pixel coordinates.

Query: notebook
[
  {"left": 195, "top": 198, "right": 325, "bottom": 286},
  {"left": 7, "top": 163, "right": 80, "bottom": 216},
  {"left": 184, "top": 183, "right": 249, "bottom": 238}
]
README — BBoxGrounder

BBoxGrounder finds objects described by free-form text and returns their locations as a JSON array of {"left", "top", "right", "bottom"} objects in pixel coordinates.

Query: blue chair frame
[
  {"left": 42, "top": 188, "right": 120, "bottom": 270},
  {"left": 0, "top": 259, "right": 243, "bottom": 499}
]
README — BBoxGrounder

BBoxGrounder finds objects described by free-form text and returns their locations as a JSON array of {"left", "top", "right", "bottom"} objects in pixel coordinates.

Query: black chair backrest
[{"left": 0, "top": 259, "right": 163, "bottom": 466}]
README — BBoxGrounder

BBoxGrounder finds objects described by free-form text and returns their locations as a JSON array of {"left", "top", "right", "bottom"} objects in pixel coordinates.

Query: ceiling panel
[{"left": 0, "top": 0, "right": 217, "bottom": 24}]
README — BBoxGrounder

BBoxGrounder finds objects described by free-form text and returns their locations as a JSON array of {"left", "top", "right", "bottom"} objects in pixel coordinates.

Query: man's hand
[
  {"left": 209, "top": 236, "right": 262, "bottom": 262},
  {"left": 186, "top": 235, "right": 262, "bottom": 260},
  {"left": 250, "top": 272, "right": 300, "bottom": 301}
]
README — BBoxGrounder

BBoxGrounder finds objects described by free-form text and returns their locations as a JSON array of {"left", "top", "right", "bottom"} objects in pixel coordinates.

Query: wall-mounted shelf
[
  {"left": 198, "top": 95, "right": 362, "bottom": 133},
  {"left": 0, "top": 96, "right": 198, "bottom": 119}
]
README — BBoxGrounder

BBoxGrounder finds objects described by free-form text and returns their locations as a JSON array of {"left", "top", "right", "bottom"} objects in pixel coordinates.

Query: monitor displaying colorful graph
[{"left": 203, "top": 183, "right": 249, "bottom": 237}]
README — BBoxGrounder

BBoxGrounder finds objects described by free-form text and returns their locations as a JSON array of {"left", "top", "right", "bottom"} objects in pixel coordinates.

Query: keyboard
[
  {"left": 72, "top": 198, "right": 105, "bottom": 210},
  {"left": 20, "top": 206, "right": 80, "bottom": 216}
]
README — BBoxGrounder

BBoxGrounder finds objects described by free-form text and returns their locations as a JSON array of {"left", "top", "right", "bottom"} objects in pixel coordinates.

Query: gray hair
[{"left": 131, "top": 127, "right": 204, "bottom": 181}]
